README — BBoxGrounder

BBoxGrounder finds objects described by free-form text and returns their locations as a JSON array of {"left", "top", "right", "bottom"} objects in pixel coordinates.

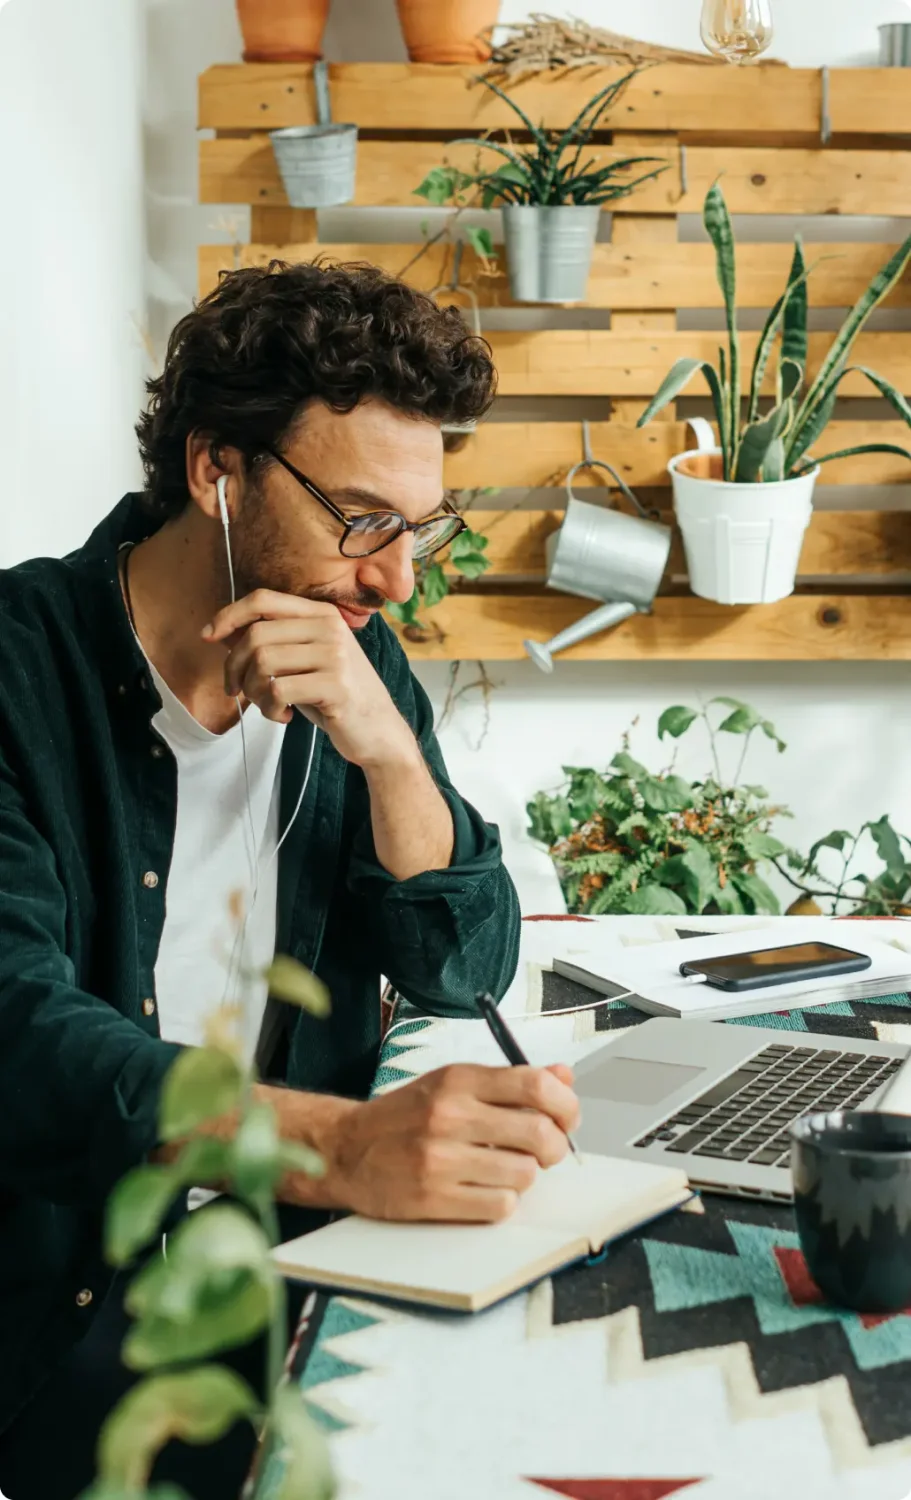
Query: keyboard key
[{"left": 750, "top": 1146, "right": 786, "bottom": 1164}]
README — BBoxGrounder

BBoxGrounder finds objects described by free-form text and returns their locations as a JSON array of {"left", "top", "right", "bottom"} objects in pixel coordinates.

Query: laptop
[{"left": 573, "top": 1017, "right": 907, "bottom": 1201}]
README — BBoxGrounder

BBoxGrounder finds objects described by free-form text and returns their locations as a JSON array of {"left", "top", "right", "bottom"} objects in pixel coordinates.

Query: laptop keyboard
[{"left": 633, "top": 1043, "right": 903, "bottom": 1170}]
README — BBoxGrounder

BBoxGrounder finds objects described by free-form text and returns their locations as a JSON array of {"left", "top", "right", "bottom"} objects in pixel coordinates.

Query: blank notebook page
[{"left": 273, "top": 1153, "right": 685, "bottom": 1306}]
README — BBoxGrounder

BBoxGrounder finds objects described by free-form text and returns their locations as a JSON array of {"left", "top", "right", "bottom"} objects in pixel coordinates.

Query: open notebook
[{"left": 273, "top": 1153, "right": 690, "bottom": 1313}]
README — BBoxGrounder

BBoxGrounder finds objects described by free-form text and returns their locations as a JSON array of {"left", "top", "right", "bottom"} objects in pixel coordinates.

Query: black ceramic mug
[{"left": 790, "top": 1110, "right": 911, "bottom": 1314}]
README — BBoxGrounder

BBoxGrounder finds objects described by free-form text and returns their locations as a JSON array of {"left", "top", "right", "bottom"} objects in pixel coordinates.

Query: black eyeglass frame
[{"left": 265, "top": 448, "right": 467, "bottom": 560}]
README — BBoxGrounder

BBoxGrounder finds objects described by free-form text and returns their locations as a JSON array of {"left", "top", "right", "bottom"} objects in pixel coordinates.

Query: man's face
[{"left": 229, "top": 398, "right": 444, "bottom": 630}]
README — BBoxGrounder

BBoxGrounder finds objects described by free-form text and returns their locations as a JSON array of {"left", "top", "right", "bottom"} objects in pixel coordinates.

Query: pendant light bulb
[{"left": 699, "top": 0, "right": 774, "bottom": 64}]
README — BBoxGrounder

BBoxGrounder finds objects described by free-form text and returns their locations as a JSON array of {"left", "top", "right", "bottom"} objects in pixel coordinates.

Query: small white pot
[{"left": 668, "top": 441, "right": 817, "bottom": 605}]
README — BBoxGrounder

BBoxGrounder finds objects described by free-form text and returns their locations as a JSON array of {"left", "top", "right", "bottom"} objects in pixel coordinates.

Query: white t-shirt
[{"left": 148, "top": 660, "right": 286, "bottom": 1063}]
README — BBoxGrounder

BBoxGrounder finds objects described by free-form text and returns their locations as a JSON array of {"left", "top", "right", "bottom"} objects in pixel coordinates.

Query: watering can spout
[{"left": 524, "top": 600, "right": 639, "bottom": 673}]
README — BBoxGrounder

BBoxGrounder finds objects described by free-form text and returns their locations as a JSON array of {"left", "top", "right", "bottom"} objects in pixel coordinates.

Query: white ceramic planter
[{"left": 668, "top": 435, "right": 817, "bottom": 605}]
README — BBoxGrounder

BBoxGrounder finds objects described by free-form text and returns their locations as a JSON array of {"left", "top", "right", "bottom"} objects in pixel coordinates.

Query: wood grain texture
[
  {"left": 443, "top": 510, "right": 911, "bottom": 578},
  {"left": 199, "top": 239, "right": 911, "bottom": 309},
  {"left": 387, "top": 593, "right": 911, "bottom": 662},
  {"left": 200, "top": 137, "right": 911, "bottom": 216},
  {"left": 481, "top": 330, "right": 911, "bottom": 398},
  {"left": 198, "top": 64, "right": 904, "bottom": 136},
  {"left": 440, "top": 421, "right": 911, "bottom": 488}
]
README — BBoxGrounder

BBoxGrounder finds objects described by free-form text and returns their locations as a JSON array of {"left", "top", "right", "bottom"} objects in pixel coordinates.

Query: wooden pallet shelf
[
  {"left": 197, "top": 61, "right": 911, "bottom": 663},
  {"left": 387, "top": 593, "right": 911, "bottom": 662}
]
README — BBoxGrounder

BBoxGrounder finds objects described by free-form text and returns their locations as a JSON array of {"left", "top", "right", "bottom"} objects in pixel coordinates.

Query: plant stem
[
  {"left": 701, "top": 704, "right": 724, "bottom": 790},
  {"left": 732, "top": 727, "right": 753, "bottom": 790},
  {"left": 261, "top": 1200, "right": 288, "bottom": 1404}
]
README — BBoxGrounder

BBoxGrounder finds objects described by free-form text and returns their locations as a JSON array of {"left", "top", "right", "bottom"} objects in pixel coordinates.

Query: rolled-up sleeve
[{"left": 347, "top": 625, "right": 520, "bottom": 1016}]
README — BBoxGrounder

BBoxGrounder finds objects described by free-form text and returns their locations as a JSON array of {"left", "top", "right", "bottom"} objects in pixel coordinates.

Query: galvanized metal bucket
[
  {"left": 524, "top": 437, "right": 672, "bottom": 672},
  {"left": 270, "top": 61, "right": 357, "bottom": 209},
  {"left": 502, "top": 204, "right": 600, "bottom": 304},
  {"left": 880, "top": 23, "right": 911, "bottom": 64}
]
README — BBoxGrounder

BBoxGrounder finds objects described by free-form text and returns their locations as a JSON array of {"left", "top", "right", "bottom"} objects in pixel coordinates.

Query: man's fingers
[
  {"left": 204, "top": 590, "right": 339, "bottom": 643},
  {"left": 470, "top": 1101, "right": 568, "bottom": 1167},
  {"left": 225, "top": 640, "right": 326, "bottom": 699},
  {"left": 402, "top": 1185, "right": 519, "bottom": 1225},
  {"left": 461, "top": 1064, "right": 581, "bottom": 1136}
]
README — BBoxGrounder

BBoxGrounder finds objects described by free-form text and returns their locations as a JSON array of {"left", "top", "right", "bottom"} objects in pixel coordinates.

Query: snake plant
[
  {"left": 416, "top": 71, "right": 668, "bottom": 209},
  {"left": 638, "top": 182, "right": 911, "bottom": 483}
]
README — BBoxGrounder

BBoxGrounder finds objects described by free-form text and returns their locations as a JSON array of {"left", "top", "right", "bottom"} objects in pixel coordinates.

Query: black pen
[{"left": 476, "top": 992, "right": 582, "bottom": 1162}]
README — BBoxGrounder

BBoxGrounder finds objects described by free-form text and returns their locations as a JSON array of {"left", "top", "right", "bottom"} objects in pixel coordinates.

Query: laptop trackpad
[{"left": 579, "top": 1056, "right": 704, "bottom": 1106}]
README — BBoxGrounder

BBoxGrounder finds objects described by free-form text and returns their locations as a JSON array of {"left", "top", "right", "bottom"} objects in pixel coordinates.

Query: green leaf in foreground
[
  {"left": 105, "top": 1165, "right": 181, "bottom": 1268},
  {"left": 96, "top": 1368, "right": 259, "bottom": 1491},
  {"left": 266, "top": 956, "right": 331, "bottom": 1018},
  {"left": 263, "top": 1385, "right": 337, "bottom": 1500},
  {"left": 159, "top": 1048, "right": 244, "bottom": 1143}
]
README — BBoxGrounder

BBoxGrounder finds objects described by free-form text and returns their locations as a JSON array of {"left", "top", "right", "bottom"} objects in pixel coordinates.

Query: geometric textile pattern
[
  {"left": 551, "top": 1195, "right": 911, "bottom": 1448},
  {"left": 525, "top": 1482, "right": 704, "bottom": 1499}
]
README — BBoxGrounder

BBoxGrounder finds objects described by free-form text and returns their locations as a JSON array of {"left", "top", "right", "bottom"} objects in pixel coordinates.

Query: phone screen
[{"left": 684, "top": 941, "right": 864, "bottom": 983}]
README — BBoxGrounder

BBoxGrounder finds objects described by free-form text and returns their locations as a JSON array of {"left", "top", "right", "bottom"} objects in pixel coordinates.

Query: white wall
[{"left": 2, "top": 0, "right": 911, "bottom": 913}]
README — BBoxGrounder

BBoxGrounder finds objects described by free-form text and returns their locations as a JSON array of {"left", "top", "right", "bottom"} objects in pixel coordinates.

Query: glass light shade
[{"left": 699, "top": 0, "right": 774, "bottom": 64}]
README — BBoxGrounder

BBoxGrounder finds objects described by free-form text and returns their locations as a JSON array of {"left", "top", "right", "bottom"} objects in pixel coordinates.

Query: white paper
[{"left": 555, "top": 919, "right": 911, "bottom": 1018}]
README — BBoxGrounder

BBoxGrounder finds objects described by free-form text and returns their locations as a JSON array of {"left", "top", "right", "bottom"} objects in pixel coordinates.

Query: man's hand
[
  {"left": 283, "top": 1063, "right": 581, "bottom": 1224},
  {"left": 204, "top": 591, "right": 415, "bottom": 771}
]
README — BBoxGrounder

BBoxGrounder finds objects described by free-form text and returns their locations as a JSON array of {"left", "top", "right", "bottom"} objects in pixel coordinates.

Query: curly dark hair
[{"left": 136, "top": 259, "right": 497, "bottom": 517}]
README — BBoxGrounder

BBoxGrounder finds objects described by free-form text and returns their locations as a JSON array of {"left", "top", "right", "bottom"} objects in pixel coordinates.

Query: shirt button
[
  {"left": 142, "top": 871, "right": 159, "bottom": 890},
  {"left": 150, "top": 744, "right": 164, "bottom": 759},
  {"left": 142, "top": 997, "right": 156, "bottom": 1017},
  {"left": 76, "top": 1288, "right": 93, "bottom": 1308},
  {"left": 117, "top": 684, "right": 127, "bottom": 697}
]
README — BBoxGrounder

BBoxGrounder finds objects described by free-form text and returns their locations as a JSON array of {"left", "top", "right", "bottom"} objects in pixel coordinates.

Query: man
[{"left": 0, "top": 261, "right": 579, "bottom": 1498}]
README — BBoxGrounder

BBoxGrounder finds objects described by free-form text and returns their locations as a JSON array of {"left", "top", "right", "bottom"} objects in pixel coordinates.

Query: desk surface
[{"left": 289, "top": 917, "right": 911, "bottom": 1500}]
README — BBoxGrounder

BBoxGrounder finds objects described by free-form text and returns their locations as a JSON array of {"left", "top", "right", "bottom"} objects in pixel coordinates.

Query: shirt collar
[{"left": 66, "top": 493, "right": 163, "bottom": 704}]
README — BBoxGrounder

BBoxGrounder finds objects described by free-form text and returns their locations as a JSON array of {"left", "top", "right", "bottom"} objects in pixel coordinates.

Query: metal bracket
[
  {"left": 314, "top": 59, "right": 332, "bottom": 127},
  {"left": 820, "top": 65, "right": 831, "bottom": 147},
  {"left": 582, "top": 417, "right": 594, "bottom": 466},
  {"left": 679, "top": 142, "right": 689, "bottom": 201},
  {"left": 568, "top": 421, "right": 654, "bottom": 519}
]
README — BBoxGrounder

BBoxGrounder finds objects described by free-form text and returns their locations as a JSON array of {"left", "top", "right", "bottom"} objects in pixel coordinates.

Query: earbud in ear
[{"left": 216, "top": 476, "right": 230, "bottom": 531}]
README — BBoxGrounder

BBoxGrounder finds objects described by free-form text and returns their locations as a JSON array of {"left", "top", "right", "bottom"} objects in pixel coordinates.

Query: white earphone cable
[
  {"left": 216, "top": 477, "right": 318, "bottom": 1011},
  {"left": 380, "top": 990, "right": 636, "bottom": 1049}
]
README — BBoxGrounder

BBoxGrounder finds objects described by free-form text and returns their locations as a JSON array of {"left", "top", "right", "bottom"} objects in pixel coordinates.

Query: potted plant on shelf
[
  {"left": 415, "top": 72, "right": 667, "bottom": 304},
  {"left": 637, "top": 182, "right": 911, "bottom": 605},
  {"left": 81, "top": 941, "right": 335, "bottom": 1500},
  {"left": 235, "top": 0, "right": 330, "bottom": 62},
  {"left": 396, "top": 0, "right": 501, "bottom": 62},
  {"left": 527, "top": 697, "right": 796, "bottom": 917}
]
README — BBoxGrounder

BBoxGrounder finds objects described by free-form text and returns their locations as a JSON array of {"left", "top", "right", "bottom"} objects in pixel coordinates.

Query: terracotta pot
[
  {"left": 395, "top": 0, "right": 501, "bottom": 62},
  {"left": 236, "top": 0, "right": 330, "bottom": 63}
]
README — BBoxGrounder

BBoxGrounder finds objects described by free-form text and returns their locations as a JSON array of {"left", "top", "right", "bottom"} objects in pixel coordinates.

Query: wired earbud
[{"left": 216, "top": 474, "right": 230, "bottom": 532}]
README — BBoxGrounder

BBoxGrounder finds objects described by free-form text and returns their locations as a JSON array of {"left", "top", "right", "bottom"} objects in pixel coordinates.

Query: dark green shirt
[{"left": 0, "top": 495, "right": 520, "bottom": 1430}]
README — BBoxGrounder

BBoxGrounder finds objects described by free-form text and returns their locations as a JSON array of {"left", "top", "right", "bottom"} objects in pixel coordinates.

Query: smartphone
[{"left": 679, "top": 940, "right": 872, "bottom": 992}]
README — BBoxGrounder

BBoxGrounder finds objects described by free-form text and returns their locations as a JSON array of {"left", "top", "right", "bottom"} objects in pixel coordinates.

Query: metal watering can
[{"left": 523, "top": 432, "right": 672, "bottom": 673}]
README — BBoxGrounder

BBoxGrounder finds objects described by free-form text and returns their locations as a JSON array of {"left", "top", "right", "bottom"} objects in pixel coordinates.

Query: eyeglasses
[{"left": 265, "top": 449, "right": 467, "bottom": 561}]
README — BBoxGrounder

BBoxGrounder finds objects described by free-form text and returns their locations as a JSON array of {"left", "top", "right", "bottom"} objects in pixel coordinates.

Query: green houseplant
[
  {"left": 781, "top": 815, "right": 911, "bottom": 917},
  {"left": 82, "top": 948, "right": 335, "bottom": 1500},
  {"left": 415, "top": 71, "right": 667, "bottom": 304},
  {"left": 527, "top": 697, "right": 796, "bottom": 917},
  {"left": 638, "top": 181, "right": 911, "bottom": 605}
]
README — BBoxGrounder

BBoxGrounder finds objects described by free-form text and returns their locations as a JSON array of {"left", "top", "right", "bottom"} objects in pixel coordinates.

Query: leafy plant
[
  {"left": 780, "top": 815, "right": 911, "bottom": 916},
  {"left": 81, "top": 941, "right": 336, "bottom": 1500},
  {"left": 415, "top": 71, "right": 667, "bottom": 211},
  {"left": 637, "top": 181, "right": 911, "bottom": 483},
  {"left": 527, "top": 698, "right": 796, "bottom": 917},
  {"left": 386, "top": 488, "right": 496, "bottom": 632}
]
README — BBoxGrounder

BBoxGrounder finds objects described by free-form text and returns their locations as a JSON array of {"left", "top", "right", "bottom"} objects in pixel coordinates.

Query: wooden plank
[
  {"left": 250, "top": 206, "right": 316, "bottom": 241},
  {"left": 442, "top": 420, "right": 911, "bottom": 488},
  {"left": 443, "top": 510, "right": 911, "bottom": 579},
  {"left": 482, "top": 330, "right": 911, "bottom": 398},
  {"left": 610, "top": 136, "right": 678, "bottom": 425},
  {"left": 200, "top": 137, "right": 911, "bottom": 216},
  {"left": 829, "top": 70, "right": 911, "bottom": 136},
  {"left": 200, "top": 64, "right": 911, "bottom": 137},
  {"left": 199, "top": 239, "right": 911, "bottom": 309},
  {"left": 387, "top": 593, "right": 911, "bottom": 662}
]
